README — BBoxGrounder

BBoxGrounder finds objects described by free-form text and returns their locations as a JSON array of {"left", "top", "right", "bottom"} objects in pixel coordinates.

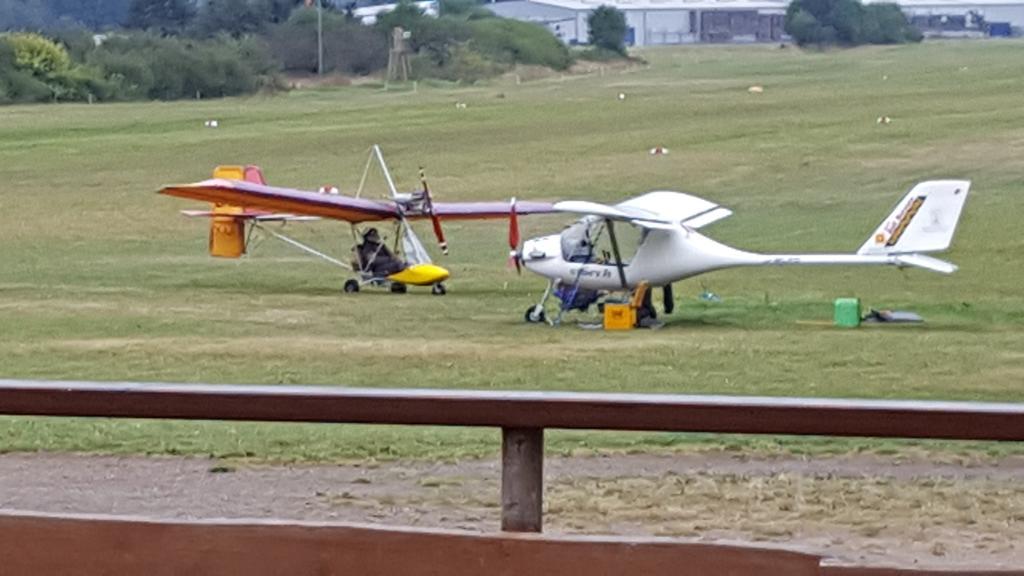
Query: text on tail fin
[{"left": 858, "top": 180, "right": 970, "bottom": 256}]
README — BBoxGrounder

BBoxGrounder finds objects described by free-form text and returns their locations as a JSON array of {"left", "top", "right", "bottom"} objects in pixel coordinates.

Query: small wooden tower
[{"left": 387, "top": 27, "right": 410, "bottom": 83}]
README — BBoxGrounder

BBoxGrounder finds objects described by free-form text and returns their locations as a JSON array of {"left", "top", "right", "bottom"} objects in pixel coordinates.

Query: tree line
[
  {"left": 0, "top": 0, "right": 923, "bottom": 105},
  {"left": 1, "top": 0, "right": 599, "bottom": 104},
  {"left": 784, "top": 0, "right": 921, "bottom": 45}
]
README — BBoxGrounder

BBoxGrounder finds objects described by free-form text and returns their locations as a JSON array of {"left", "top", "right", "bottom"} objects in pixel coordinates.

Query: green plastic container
[{"left": 834, "top": 298, "right": 861, "bottom": 328}]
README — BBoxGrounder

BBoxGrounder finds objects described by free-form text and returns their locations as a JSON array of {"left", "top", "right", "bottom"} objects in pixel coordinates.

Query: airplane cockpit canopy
[
  {"left": 560, "top": 217, "right": 602, "bottom": 263},
  {"left": 559, "top": 216, "right": 644, "bottom": 265}
]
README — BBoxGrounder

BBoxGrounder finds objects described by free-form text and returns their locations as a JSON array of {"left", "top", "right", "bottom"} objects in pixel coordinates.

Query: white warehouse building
[
  {"left": 487, "top": 0, "right": 1024, "bottom": 45},
  {"left": 865, "top": 0, "right": 1024, "bottom": 36},
  {"left": 488, "top": 0, "right": 790, "bottom": 45}
]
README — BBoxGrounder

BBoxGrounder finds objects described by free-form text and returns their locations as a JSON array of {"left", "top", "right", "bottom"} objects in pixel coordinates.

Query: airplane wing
[
  {"left": 161, "top": 180, "right": 556, "bottom": 223},
  {"left": 427, "top": 200, "right": 555, "bottom": 220},
  {"left": 179, "top": 209, "right": 321, "bottom": 222},
  {"left": 160, "top": 179, "right": 400, "bottom": 223},
  {"left": 552, "top": 200, "right": 680, "bottom": 230},
  {"left": 554, "top": 191, "right": 732, "bottom": 230}
]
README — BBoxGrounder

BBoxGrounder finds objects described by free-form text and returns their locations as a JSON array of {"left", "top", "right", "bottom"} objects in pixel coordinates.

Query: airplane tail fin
[
  {"left": 206, "top": 165, "right": 266, "bottom": 258},
  {"left": 858, "top": 180, "right": 970, "bottom": 256}
]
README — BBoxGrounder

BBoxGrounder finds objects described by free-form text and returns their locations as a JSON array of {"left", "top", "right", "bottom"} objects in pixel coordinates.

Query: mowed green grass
[{"left": 1, "top": 42, "right": 1023, "bottom": 460}]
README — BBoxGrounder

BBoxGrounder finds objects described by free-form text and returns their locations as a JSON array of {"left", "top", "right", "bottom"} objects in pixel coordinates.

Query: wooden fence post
[{"left": 501, "top": 427, "right": 544, "bottom": 532}]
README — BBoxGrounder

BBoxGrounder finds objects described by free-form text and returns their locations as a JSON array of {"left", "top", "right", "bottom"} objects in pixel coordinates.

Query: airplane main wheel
[
  {"left": 524, "top": 305, "right": 546, "bottom": 324},
  {"left": 431, "top": 283, "right": 447, "bottom": 296},
  {"left": 343, "top": 279, "right": 360, "bottom": 293},
  {"left": 390, "top": 282, "right": 407, "bottom": 294}
]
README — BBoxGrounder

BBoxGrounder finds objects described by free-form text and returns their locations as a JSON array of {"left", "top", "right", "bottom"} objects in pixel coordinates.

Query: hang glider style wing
[
  {"left": 161, "top": 179, "right": 400, "bottom": 223},
  {"left": 553, "top": 191, "right": 732, "bottom": 230},
  {"left": 179, "top": 209, "right": 320, "bottom": 222},
  {"left": 430, "top": 200, "right": 556, "bottom": 220},
  {"left": 160, "top": 179, "right": 556, "bottom": 223}
]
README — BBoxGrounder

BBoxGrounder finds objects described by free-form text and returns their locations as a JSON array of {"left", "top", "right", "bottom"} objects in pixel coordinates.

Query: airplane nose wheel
[
  {"left": 390, "top": 282, "right": 408, "bottom": 294},
  {"left": 343, "top": 279, "right": 360, "bottom": 293},
  {"left": 431, "top": 283, "right": 447, "bottom": 296},
  {"left": 524, "top": 305, "right": 546, "bottom": 323}
]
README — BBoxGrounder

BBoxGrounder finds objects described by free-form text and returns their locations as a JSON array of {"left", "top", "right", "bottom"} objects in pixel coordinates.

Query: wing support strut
[
  {"left": 605, "top": 219, "right": 628, "bottom": 289},
  {"left": 252, "top": 222, "right": 352, "bottom": 270}
]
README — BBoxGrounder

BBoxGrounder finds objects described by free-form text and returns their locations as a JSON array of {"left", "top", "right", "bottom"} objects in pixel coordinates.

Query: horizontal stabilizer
[{"left": 895, "top": 254, "right": 958, "bottom": 274}]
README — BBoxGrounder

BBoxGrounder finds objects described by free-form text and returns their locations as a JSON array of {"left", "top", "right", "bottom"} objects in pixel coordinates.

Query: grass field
[{"left": 1, "top": 41, "right": 1023, "bottom": 461}]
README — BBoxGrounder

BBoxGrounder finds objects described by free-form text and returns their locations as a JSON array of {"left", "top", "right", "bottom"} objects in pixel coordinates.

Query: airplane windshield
[
  {"left": 560, "top": 217, "right": 643, "bottom": 265},
  {"left": 560, "top": 217, "right": 602, "bottom": 263}
]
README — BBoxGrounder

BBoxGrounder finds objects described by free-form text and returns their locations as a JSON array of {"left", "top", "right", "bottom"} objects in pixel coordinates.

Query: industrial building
[
  {"left": 336, "top": 0, "right": 440, "bottom": 25},
  {"left": 487, "top": 0, "right": 1022, "bottom": 45},
  {"left": 488, "top": 0, "right": 790, "bottom": 45},
  {"left": 865, "top": 0, "right": 1024, "bottom": 36}
]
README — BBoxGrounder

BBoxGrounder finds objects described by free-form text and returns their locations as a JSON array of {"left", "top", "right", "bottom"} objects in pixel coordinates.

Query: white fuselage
[
  {"left": 522, "top": 180, "right": 968, "bottom": 291},
  {"left": 521, "top": 225, "right": 904, "bottom": 290}
]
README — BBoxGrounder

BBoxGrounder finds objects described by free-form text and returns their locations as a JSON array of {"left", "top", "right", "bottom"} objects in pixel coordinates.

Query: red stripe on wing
[{"left": 160, "top": 179, "right": 399, "bottom": 223}]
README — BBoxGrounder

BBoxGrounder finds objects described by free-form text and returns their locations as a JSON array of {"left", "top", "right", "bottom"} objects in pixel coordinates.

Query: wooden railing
[
  {"left": 3, "top": 379, "right": 1024, "bottom": 533},
  {"left": 1, "top": 379, "right": 1023, "bottom": 574}
]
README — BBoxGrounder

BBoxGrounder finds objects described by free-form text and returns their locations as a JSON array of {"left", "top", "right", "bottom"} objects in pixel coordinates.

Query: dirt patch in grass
[{"left": 2, "top": 451, "right": 1022, "bottom": 569}]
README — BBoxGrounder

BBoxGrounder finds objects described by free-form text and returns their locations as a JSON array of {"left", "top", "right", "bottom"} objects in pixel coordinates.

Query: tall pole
[{"left": 317, "top": 0, "right": 324, "bottom": 76}]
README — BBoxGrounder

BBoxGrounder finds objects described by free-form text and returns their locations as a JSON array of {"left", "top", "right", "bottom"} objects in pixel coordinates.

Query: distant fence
[{"left": 1, "top": 379, "right": 1024, "bottom": 575}]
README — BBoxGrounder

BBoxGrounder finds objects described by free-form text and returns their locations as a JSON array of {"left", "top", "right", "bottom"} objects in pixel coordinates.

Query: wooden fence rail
[
  {"left": 3, "top": 379, "right": 1024, "bottom": 533},
  {"left": 2, "top": 379, "right": 1024, "bottom": 574}
]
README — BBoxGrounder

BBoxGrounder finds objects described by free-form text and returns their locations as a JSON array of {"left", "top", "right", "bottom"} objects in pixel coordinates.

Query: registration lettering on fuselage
[
  {"left": 569, "top": 267, "right": 614, "bottom": 279},
  {"left": 767, "top": 256, "right": 802, "bottom": 265}
]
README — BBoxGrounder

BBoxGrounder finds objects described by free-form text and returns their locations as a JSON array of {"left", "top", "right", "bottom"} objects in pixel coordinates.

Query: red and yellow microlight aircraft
[{"left": 159, "top": 146, "right": 553, "bottom": 294}]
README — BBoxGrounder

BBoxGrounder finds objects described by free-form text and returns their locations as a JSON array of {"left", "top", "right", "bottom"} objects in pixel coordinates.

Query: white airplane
[{"left": 516, "top": 180, "right": 970, "bottom": 324}]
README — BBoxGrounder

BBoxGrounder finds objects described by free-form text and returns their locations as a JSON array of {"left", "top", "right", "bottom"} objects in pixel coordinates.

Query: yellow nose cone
[{"left": 387, "top": 263, "right": 450, "bottom": 286}]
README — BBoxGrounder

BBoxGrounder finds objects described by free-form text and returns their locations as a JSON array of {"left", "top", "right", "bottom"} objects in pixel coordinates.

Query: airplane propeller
[
  {"left": 419, "top": 168, "right": 448, "bottom": 255},
  {"left": 508, "top": 196, "right": 521, "bottom": 273}
]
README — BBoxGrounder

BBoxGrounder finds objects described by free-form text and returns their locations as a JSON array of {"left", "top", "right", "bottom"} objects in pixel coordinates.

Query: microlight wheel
[
  {"left": 431, "top": 283, "right": 447, "bottom": 296},
  {"left": 343, "top": 279, "right": 360, "bottom": 293},
  {"left": 524, "top": 306, "right": 546, "bottom": 323},
  {"left": 390, "top": 282, "right": 407, "bottom": 294}
]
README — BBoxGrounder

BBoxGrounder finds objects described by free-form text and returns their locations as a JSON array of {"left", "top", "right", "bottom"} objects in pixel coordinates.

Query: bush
[
  {"left": 412, "top": 43, "right": 504, "bottom": 82},
  {"left": 87, "top": 33, "right": 278, "bottom": 100},
  {"left": 4, "top": 32, "right": 72, "bottom": 77},
  {"left": 587, "top": 5, "right": 627, "bottom": 54},
  {"left": 270, "top": 8, "right": 387, "bottom": 75},
  {"left": 1, "top": 37, "right": 48, "bottom": 103},
  {"left": 50, "top": 27, "right": 98, "bottom": 63},
  {"left": 375, "top": 0, "right": 428, "bottom": 36},
  {"left": 372, "top": 2, "right": 569, "bottom": 80},
  {"left": 469, "top": 18, "right": 571, "bottom": 70},
  {"left": 87, "top": 49, "right": 155, "bottom": 99},
  {"left": 862, "top": 3, "right": 922, "bottom": 43},
  {"left": 412, "top": 17, "right": 473, "bottom": 67},
  {"left": 0, "top": 37, "right": 13, "bottom": 69},
  {"left": 784, "top": 0, "right": 921, "bottom": 46},
  {"left": 0, "top": 39, "right": 53, "bottom": 103},
  {"left": 49, "top": 65, "right": 115, "bottom": 101},
  {"left": 577, "top": 46, "right": 627, "bottom": 61},
  {"left": 0, "top": 32, "right": 116, "bottom": 102}
]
